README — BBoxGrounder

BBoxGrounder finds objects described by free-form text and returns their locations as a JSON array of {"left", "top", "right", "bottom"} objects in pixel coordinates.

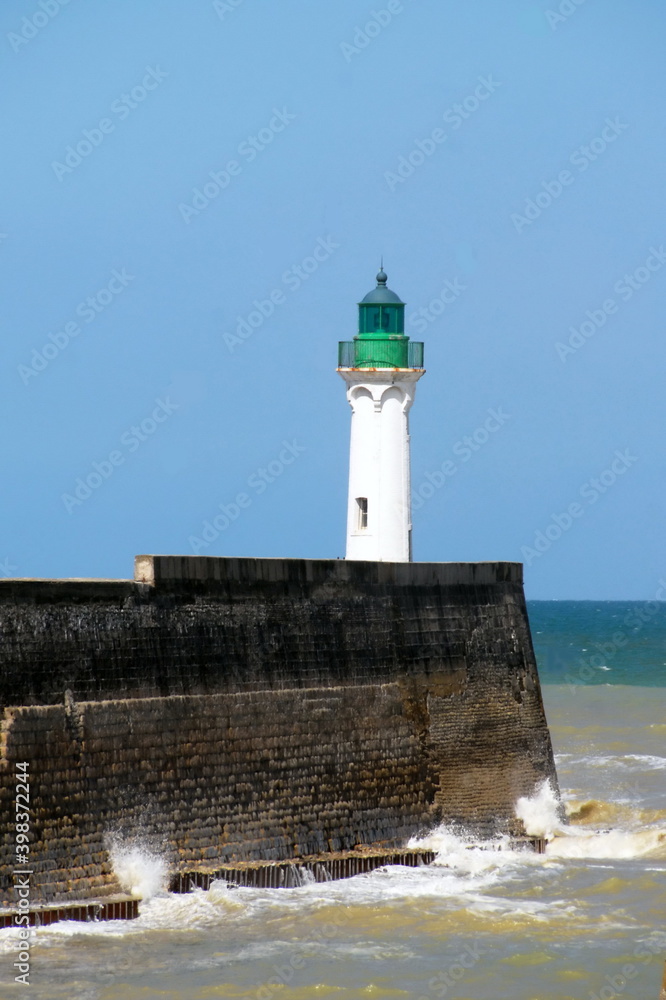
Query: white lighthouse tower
[{"left": 337, "top": 267, "right": 425, "bottom": 562}]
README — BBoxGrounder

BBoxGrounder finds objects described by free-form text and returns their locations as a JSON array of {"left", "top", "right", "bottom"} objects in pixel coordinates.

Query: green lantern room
[{"left": 338, "top": 268, "right": 424, "bottom": 370}]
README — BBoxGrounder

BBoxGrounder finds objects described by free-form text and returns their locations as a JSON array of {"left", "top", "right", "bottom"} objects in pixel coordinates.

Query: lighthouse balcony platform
[{"left": 337, "top": 340, "right": 424, "bottom": 370}]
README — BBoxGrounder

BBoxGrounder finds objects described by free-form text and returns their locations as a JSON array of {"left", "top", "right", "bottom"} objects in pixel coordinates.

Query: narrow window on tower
[{"left": 356, "top": 497, "right": 368, "bottom": 530}]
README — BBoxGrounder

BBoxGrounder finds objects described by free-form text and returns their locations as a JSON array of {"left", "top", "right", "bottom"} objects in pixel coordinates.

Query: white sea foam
[
  {"left": 243, "top": 855, "right": 561, "bottom": 924},
  {"left": 623, "top": 753, "right": 666, "bottom": 769},
  {"left": 562, "top": 752, "right": 666, "bottom": 771},
  {"left": 407, "top": 826, "right": 527, "bottom": 876},
  {"left": 546, "top": 827, "right": 666, "bottom": 859}
]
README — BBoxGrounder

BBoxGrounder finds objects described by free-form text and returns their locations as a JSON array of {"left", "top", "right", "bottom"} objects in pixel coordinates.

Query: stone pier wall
[{"left": 0, "top": 557, "right": 557, "bottom": 904}]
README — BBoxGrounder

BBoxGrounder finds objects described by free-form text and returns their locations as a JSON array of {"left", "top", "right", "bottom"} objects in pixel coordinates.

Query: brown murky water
[{"left": 1, "top": 686, "right": 665, "bottom": 1000}]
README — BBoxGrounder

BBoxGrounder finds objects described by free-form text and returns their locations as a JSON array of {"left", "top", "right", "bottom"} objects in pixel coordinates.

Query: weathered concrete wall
[{"left": 0, "top": 557, "right": 557, "bottom": 903}]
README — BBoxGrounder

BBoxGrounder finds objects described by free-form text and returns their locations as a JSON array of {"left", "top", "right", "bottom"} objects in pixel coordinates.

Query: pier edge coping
[{"left": 0, "top": 557, "right": 523, "bottom": 602}]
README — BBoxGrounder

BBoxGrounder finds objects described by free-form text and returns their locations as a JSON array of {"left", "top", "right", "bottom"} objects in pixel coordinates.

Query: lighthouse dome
[{"left": 360, "top": 268, "right": 404, "bottom": 305}]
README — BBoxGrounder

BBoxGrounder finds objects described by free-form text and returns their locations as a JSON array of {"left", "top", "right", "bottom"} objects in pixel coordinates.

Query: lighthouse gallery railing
[{"left": 337, "top": 341, "right": 424, "bottom": 369}]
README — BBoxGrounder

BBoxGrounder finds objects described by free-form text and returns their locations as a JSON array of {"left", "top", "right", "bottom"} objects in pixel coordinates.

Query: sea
[{"left": 1, "top": 601, "right": 664, "bottom": 1000}]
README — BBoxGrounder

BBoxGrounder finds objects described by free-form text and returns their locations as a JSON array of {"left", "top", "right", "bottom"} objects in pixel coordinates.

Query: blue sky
[{"left": 2, "top": 0, "right": 664, "bottom": 598}]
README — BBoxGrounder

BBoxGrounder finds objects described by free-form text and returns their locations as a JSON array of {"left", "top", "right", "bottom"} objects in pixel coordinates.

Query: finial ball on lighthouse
[{"left": 337, "top": 268, "right": 425, "bottom": 563}]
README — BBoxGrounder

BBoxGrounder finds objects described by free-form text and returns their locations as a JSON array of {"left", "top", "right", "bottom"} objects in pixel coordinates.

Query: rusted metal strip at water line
[
  {"left": 0, "top": 896, "right": 139, "bottom": 928},
  {"left": 169, "top": 848, "right": 439, "bottom": 893}
]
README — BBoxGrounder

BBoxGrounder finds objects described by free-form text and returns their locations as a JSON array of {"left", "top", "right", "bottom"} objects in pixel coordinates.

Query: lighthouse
[{"left": 338, "top": 267, "right": 425, "bottom": 562}]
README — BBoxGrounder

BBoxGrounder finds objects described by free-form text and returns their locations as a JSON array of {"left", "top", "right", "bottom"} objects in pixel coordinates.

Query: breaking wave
[{"left": 514, "top": 780, "right": 666, "bottom": 860}]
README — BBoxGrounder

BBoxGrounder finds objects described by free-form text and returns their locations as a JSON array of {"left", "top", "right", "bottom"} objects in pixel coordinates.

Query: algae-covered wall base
[{"left": 0, "top": 557, "right": 557, "bottom": 904}]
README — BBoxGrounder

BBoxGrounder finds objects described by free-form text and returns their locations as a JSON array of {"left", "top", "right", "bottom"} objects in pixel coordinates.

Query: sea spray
[
  {"left": 108, "top": 841, "right": 168, "bottom": 899},
  {"left": 407, "top": 826, "right": 521, "bottom": 876},
  {"left": 515, "top": 779, "right": 565, "bottom": 839}
]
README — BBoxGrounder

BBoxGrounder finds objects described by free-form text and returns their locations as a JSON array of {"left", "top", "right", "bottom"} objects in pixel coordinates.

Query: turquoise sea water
[
  {"left": 528, "top": 600, "right": 666, "bottom": 687},
  {"left": 1, "top": 603, "right": 664, "bottom": 999}
]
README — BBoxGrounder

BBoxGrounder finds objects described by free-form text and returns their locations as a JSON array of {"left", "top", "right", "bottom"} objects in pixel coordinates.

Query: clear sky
[{"left": 2, "top": 0, "right": 664, "bottom": 598}]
